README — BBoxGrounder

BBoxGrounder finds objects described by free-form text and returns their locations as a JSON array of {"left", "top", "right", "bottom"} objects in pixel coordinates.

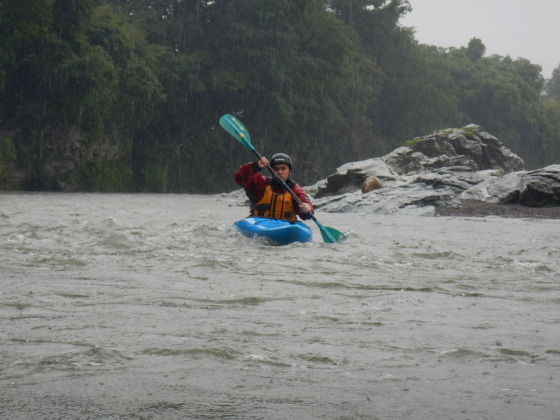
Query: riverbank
[{"left": 435, "top": 199, "right": 560, "bottom": 219}]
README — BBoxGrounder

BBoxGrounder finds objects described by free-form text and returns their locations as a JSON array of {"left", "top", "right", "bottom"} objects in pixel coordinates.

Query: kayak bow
[{"left": 234, "top": 217, "right": 312, "bottom": 245}]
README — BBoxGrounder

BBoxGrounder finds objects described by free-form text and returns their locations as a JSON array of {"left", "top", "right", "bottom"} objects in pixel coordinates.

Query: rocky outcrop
[
  {"left": 312, "top": 124, "right": 523, "bottom": 199},
  {"left": 412, "top": 125, "right": 524, "bottom": 173},
  {"left": 518, "top": 165, "right": 560, "bottom": 207},
  {"left": 462, "top": 164, "right": 560, "bottom": 207},
  {"left": 306, "top": 125, "right": 558, "bottom": 216}
]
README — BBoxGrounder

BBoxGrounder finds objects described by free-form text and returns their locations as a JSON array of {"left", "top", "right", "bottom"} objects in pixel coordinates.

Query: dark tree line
[{"left": 1, "top": 0, "right": 559, "bottom": 192}]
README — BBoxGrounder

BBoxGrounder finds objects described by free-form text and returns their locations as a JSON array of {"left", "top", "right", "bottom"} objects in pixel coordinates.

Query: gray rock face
[
  {"left": 312, "top": 125, "right": 524, "bottom": 199},
  {"left": 519, "top": 165, "right": 560, "bottom": 207},
  {"left": 306, "top": 125, "right": 558, "bottom": 216},
  {"left": 461, "top": 172, "right": 526, "bottom": 204},
  {"left": 462, "top": 165, "right": 560, "bottom": 207},
  {"left": 442, "top": 126, "right": 524, "bottom": 173}
]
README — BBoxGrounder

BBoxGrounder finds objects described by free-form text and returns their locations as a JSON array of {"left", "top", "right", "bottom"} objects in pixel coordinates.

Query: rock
[
  {"left": 411, "top": 124, "right": 525, "bottom": 173},
  {"left": 416, "top": 167, "right": 498, "bottom": 192},
  {"left": 382, "top": 146, "right": 477, "bottom": 176},
  {"left": 312, "top": 125, "right": 524, "bottom": 198},
  {"left": 519, "top": 165, "right": 560, "bottom": 207},
  {"left": 461, "top": 165, "right": 560, "bottom": 207},
  {"left": 361, "top": 176, "right": 384, "bottom": 193},
  {"left": 461, "top": 172, "right": 526, "bottom": 204},
  {"left": 305, "top": 125, "right": 560, "bottom": 216},
  {"left": 314, "top": 184, "right": 457, "bottom": 216}
]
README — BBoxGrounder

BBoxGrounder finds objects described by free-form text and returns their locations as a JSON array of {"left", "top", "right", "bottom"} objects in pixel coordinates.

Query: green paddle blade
[
  {"left": 219, "top": 114, "right": 254, "bottom": 150},
  {"left": 315, "top": 220, "right": 346, "bottom": 243}
]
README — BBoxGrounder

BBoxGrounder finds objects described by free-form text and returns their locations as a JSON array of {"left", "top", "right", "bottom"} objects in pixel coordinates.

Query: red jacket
[{"left": 234, "top": 162, "right": 314, "bottom": 220}]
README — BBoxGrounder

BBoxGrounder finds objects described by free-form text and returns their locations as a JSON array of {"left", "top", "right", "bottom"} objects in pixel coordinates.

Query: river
[{"left": 1, "top": 192, "right": 559, "bottom": 419}]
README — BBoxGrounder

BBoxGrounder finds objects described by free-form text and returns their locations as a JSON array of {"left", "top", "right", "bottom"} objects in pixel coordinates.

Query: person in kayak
[{"left": 234, "top": 153, "right": 314, "bottom": 222}]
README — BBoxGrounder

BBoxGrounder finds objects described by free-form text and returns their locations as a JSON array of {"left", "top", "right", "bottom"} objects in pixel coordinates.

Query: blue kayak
[{"left": 234, "top": 217, "right": 312, "bottom": 245}]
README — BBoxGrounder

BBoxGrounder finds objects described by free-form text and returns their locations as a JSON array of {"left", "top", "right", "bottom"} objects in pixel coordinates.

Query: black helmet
[{"left": 270, "top": 153, "right": 292, "bottom": 169}]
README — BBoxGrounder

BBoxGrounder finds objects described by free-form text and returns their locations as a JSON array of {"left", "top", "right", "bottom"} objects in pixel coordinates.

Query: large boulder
[
  {"left": 460, "top": 172, "right": 526, "bottom": 204},
  {"left": 415, "top": 167, "right": 498, "bottom": 192},
  {"left": 519, "top": 165, "right": 560, "bottom": 207},
  {"left": 312, "top": 125, "right": 524, "bottom": 198},
  {"left": 382, "top": 146, "right": 478, "bottom": 175},
  {"left": 416, "top": 124, "right": 524, "bottom": 173},
  {"left": 462, "top": 164, "right": 560, "bottom": 207}
]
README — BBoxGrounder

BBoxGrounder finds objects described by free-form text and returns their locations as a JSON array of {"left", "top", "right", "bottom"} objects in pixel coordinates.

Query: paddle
[{"left": 220, "top": 114, "right": 346, "bottom": 243}]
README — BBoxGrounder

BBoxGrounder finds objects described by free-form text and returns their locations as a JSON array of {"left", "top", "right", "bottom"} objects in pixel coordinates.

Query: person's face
[{"left": 272, "top": 164, "right": 291, "bottom": 181}]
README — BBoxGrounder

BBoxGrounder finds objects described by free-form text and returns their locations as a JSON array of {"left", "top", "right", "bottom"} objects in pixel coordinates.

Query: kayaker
[{"left": 234, "top": 153, "right": 314, "bottom": 221}]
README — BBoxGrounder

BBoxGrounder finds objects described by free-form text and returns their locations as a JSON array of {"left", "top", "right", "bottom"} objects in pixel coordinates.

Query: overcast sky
[{"left": 399, "top": 0, "right": 560, "bottom": 79}]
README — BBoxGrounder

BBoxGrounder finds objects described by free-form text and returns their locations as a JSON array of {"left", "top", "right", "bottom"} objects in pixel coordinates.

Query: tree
[
  {"left": 118, "top": 0, "right": 384, "bottom": 189},
  {"left": 466, "top": 37, "right": 485, "bottom": 61},
  {"left": 545, "top": 64, "right": 560, "bottom": 100},
  {"left": 53, "top": 0, "right": 101, "bottom": 41},
  {"left": 2, "top": 0, "right": 560, "bottom": 192}
]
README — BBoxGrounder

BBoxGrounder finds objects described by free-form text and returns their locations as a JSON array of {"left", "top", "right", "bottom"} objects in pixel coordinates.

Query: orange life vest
[{"left": 251, "top": 185, "right": 296, "bottom": 221}]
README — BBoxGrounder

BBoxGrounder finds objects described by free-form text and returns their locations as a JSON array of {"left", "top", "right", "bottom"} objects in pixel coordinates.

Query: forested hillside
[{"left": 1, "top": 0, "right": 559, "bottom": 192}]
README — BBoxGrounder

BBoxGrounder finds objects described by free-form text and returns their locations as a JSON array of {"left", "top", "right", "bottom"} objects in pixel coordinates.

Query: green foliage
[
  {"left": 545, "top": 64, "right": 560, "bottom": 101},
  {"left": 70, "top": 158, "right": 134, "bottom": 191},
  {"left": 461, "top": 126, "right": 478, "bottom": 139},
  {"left": 0, "top": 136, "right": 17, "bottom": 187},
  {"left": 53, "top": 0, "right": 101, "bottom": 41},
  {"left": 1, "top": 0, "right": 559, "bottom": 192},
  {"left": 466, "top": 38, "right": 486, "bottom": 61},
  {"left": 404, "top": 137, "right": 422, "bottom": 147}
]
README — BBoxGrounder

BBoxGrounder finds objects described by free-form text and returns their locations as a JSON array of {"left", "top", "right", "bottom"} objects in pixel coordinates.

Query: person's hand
[
  {"left": 300, "top": 203, "right": 312, "bottom": 214},
  {"left": 257, "top": 157, "right": 269, "bottom": 169}
]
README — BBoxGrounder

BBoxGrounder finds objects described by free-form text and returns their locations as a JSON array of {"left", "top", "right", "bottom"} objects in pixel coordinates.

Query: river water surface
[{"left": 1, "top": 193, "right": 559, "bottom": 419}]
